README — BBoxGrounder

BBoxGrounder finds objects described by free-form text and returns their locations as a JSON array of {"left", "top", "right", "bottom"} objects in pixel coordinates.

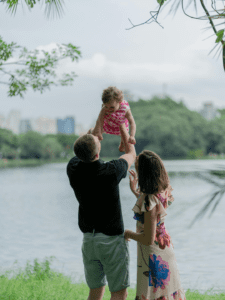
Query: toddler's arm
[
  {"left": 125, "top": 109, "right": 136, "bottom": 144},
  {"left": 92, "top": 106, "right": 106, "bottom": 140}
]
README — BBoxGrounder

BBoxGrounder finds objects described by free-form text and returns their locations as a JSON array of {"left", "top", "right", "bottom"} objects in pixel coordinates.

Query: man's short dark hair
[{"left": 74, "top": 134, "right": 98, "bottom": 162}]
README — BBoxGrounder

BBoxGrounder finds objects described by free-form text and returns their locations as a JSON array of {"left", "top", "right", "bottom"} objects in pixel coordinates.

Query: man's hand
[
  {"left": 93, "top": 130, "right": 103, "bottom": 141},
  {"left": 128, "top": 136, "right": 136, "bottom": 145},
  {"left": 88, "top": 128, "right": 103, "bottom": 141},
  {"left": 87, "top": 128, "right": 93, "bottom": 134}
]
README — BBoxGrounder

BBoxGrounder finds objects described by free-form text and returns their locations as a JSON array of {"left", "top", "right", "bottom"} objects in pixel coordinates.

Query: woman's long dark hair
[{"left": 137, "top": 150, "right": 169, "bottom": 211}]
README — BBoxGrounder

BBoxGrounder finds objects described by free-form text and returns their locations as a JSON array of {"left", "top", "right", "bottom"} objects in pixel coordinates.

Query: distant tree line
[
  {"left": 1, "top": 96, "right": 225, "bottom": 160},
  {"left": 100, "top": 96, "right": 225, "bottom": 159},
  {"left": 0, "top": 130, "right": 78, "bottom": 160}
]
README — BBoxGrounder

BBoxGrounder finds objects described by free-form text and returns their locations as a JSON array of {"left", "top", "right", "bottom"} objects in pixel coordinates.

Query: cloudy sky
[{"left": 0, "top": 0, "right": 224, "bottom": 131}]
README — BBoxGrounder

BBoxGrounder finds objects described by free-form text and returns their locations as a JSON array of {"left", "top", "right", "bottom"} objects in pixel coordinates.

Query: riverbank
[
  {"left": 1, "top": 155, "right": 225, "bottom": 170},
  {"left": 0, "top": 158, "right": 70, "bottom": 169},
  {"left": 1, "top": 258, "right": 225, "bottom": 300},
  {"left": 0, "top": 157, "right": 114, "bottom": 169}
]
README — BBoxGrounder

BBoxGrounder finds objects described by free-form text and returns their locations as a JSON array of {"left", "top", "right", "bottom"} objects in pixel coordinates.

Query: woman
[{"left": 124, "top": 150, "right": 186, "bottom": 300}]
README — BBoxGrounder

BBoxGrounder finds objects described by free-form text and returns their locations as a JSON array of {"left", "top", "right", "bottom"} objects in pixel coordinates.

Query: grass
[{"left": 0, "top": 258, "right": 225, "bottom": 300}]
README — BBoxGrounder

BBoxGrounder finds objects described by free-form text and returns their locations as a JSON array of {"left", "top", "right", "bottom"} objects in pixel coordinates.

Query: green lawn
[{"left": 0, "top": 258, "right": 225, "bottom": 300}]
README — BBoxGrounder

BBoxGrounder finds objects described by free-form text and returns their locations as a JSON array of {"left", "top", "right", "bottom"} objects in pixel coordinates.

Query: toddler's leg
[
  {"left": 119, "top": 124, "right": 129, "bottom": 152},
  {"left": 118, "top": 136, "right": 125, "bottom": 152}
]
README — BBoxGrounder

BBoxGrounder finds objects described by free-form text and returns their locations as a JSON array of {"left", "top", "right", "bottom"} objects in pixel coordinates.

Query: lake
[{"left": 1, "top": 159, "right": 225, "bottom": 294}]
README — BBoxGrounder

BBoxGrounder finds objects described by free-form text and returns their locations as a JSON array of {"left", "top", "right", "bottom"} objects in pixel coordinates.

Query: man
[{"left": 67, "top": 123, "right": 136, "bottom": 300}]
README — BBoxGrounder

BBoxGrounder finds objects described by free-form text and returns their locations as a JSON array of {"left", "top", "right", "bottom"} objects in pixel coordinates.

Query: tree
[
  {"left": 19, "top": 131, "right": 45, "bottom": 158},
  {"left": 0, "top": 36, "right": 81, "bottom": 97},
  {"left": 126, "top": 0, "right": 225, "bottom": 71},
  {"left": 0, "top": 1, "right": 81, "bottom": 97},
  {"left": 54, "top": 133, "right": 79, "bottom": 156},
  {"left": 0, "top": 128, "right": 18, "bottom": 148},
  {"left": 43, "top": 137, "right": 63, "bottom": 159}
]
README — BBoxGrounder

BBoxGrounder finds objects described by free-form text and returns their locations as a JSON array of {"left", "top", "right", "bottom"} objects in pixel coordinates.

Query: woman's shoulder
[{"left": 132, "top": 192, "right": 159, "bottom": 213}]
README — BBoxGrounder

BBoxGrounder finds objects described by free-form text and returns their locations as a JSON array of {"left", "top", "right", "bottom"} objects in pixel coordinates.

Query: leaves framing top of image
[
  {"left": 126, "top": 0, "right": 225, "bottom": 71},
  {"left": 0, "top": 0, "right": 65, "bottom": 18},
  {"left": 0, "top": 36, "right": 81, "bottom": 97}
]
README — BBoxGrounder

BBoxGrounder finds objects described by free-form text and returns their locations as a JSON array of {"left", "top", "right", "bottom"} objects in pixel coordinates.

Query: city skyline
[
  {"left": 0, "top": 110, "right": 78, "bottom": 135},
  {"left": 1, "top": 1, "right": 224, "bottom": 133},
  {"left": 0, "top": 100, "right": 221, "bottom": 136}
]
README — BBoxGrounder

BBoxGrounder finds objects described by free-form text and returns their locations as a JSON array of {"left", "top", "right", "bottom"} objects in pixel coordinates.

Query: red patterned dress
[
  {"left": 103, "top": 100, "right": 130, "bottom": 135},
  {"left": 132, "top": 186, "right": 186, "bottom": 300}
]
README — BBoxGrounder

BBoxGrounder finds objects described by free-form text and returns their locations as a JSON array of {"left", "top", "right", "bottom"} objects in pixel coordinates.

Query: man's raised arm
[{"left": 119, "top": 123, "right": 136, "bottom": 170}]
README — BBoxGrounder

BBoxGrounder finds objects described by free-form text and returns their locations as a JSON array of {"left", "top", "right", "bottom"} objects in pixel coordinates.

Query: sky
[{"left": 0, "top": 0, "right": 224, "bottom": 131}]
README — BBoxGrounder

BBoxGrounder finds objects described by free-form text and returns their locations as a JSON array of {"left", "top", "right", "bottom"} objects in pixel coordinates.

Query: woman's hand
[
  {"left": 129, "top": 169, "right": 138, "bottom": 195},
  {"left": 124, "top": 230, "right": 131, "bottom": 241}
]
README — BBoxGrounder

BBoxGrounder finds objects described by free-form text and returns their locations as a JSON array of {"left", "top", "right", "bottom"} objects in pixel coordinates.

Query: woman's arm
[{"left": 125, "top": 205, "right": 158, "bottom": 246}]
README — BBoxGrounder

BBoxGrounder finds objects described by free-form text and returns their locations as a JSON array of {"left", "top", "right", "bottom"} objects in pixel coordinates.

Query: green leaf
[
  {"left": 223, "top": 44, "right": 225, "bottom": 72},
  {"left": 215, "top": 29, "right": 224, "bottom": 43},
  {"left": 157, "top": 0, "right": 166, "bottom": 5}
]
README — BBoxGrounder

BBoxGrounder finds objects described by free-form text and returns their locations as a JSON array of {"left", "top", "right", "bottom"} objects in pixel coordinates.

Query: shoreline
[{"left": 1, "top": 156, "right": 225, "bottom": 170}]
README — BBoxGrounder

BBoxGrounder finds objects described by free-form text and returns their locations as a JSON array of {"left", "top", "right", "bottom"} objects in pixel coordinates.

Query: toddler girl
[{"left": 92, "top": 86, "right": 136, "bottom": 152}]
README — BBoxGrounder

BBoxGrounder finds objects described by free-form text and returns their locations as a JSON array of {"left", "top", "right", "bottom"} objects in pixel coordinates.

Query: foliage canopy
[{"left": 0, "top": 36, "right": 81, "bottom": 97}]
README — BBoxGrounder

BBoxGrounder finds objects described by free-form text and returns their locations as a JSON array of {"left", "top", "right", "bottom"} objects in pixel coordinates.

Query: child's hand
[
  {"left": 124, "top": 230, "right": 131, "bottom": 242},
  {"left": 129, "top": 170, "right": 138, "bottom": 194},
  {"left": 128, "top": 136, "right": 136, "bottom": 145}
]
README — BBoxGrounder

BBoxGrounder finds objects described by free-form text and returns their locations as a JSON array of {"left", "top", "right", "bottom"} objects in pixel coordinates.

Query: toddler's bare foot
[{"left": 119, "top": 141, "right": 125, "bottom": 152}]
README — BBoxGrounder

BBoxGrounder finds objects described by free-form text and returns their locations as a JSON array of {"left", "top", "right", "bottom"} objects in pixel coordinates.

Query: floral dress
[
  {"left": 103, "top": 100, "right": 130, "bottom": 135},
  {"left": 132, "top": 186, "right": 186, "bottom": 300}
]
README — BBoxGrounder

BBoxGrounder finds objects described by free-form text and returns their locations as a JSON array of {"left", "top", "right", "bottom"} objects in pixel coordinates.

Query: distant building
[
  {"left": 0, "top": 115, "right": 5, "bottom": 129},
  {"left": 57, "top": 117, "right": 75, "bottom": 134},
  {"left": 4, "top": 110, "right": 21, "bottom": 134},
  {"left": 19, "top": 120, "right": 32, "bottom": 134},
  {"left": 76, "top": 123, "right": 88, "bottom": 136},
  {"left": 31, "top": 117, "right": 57, "bottom": 135},
  {"left": 199, "top": 102, "right": 220, "bottom": 121}
]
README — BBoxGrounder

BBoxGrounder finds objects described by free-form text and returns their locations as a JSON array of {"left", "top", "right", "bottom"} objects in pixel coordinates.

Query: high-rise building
[
  {"left": 199, "top": 102, "right": 220, "bottom": 121},
  {"left": 31, "top": 117, "right": 57, "bottom": 135},
  {"left": 76, "top": 123, "right": 87, "bottom": 136},
  {"left": 57, "top": 116, "right": 75, "bottom": 134},
  {"left": 5, "top": 110, "right": 21, "bottom": 134},
  {"left": 0, "top": 115, "right": 5, "bottom": 129},
  {"left": 19, "top": 120, "right": 32, "bottom": 134}
]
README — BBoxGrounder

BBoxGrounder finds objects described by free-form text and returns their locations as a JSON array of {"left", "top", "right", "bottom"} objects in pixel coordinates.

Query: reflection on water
[{"left": 0, "top": 160, "right": 225, "bottom": 293}]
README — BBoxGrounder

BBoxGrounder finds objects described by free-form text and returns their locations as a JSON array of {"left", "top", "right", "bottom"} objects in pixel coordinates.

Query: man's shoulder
[
  {"left": 104, "top": 158, "right": 128, "bottom": 170},
  {"left": 67, "top": 156, "right": 80, "bottom": 174}
]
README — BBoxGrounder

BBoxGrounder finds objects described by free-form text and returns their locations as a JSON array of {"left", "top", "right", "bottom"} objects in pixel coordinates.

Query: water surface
[{"left": 1, "top": 159, "right": 225, "bottom": 293}]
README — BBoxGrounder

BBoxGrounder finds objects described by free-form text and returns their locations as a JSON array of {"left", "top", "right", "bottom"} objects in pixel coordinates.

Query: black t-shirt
[{"left": 67, "top": 156, "right": 128, "bottom": 236}]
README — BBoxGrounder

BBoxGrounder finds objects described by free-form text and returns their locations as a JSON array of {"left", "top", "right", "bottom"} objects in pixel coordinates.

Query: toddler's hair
[
  {"left": 137, "top": 150, "right": 170, "bottom": 207},
  {"left": 102, "top": 86, "right": 123, "bottom": 104},
  {"left": 74, "top": 134, "right": 98, "bottom": 163}
]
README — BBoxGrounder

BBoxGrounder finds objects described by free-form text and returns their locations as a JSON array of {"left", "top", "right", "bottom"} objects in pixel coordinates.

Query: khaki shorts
[{"left": 82, "top": 231, "right": 130, "bottom": 293}]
